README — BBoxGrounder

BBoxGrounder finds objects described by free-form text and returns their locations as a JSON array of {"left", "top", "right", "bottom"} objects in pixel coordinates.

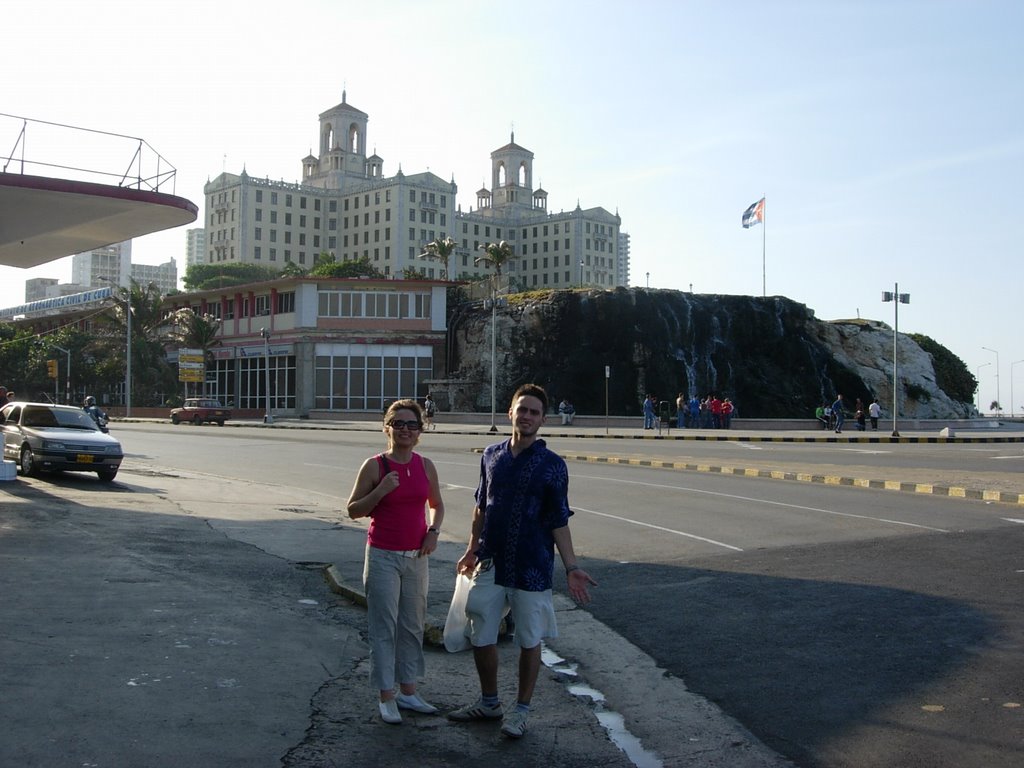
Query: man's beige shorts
[{"left": 465, "top": 563, "right": 558, "bottom": 648}]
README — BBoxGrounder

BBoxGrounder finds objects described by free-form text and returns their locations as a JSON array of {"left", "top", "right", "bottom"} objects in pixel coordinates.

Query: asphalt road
[{"left": 4, "top": 421, "right": 1023, "bottom": 767}]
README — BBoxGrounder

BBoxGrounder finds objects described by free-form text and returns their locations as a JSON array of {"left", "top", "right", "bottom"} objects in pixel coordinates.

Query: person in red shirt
[
  {"left": 721, "top": 398, "right": 734, "bottom": 428},
  {"left": 347, "top": 399, "right": 446, "bottom": 725},
  {"left": 710, "top": 395, "right": 723, "bottom": 428}
]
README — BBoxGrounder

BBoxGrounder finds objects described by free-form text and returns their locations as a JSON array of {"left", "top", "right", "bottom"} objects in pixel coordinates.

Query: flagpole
[{"left": 761, "top": 195, "right": 766, "bottom": 298}]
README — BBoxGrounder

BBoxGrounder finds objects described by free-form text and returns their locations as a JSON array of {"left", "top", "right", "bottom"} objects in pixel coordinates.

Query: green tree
[
  {"left": 166, "top": 309, "right": 223, "bottom": 398},
  {"left": 0, "top": 323, "right": 36, "bottom": 395},
  {"left": 309, "top": 256, "right": 384, "bottom": 279},
  {"left": 99, "top": 281, "right": 177, "bottom": 407},
  {"left": 909, "top": 333, "right": 975, "bottom": 403},
  {"left": 475, "top": 240, "right": 513, "bottom": 279},
  {"left": 183, "top": 262, "right": 281, "bottom": 291},
  {"left": 279, "top": 260, "right": 307, "bottom": 278},
  {"left": 419, "top": 236, "right": 457, "bottom": 280}
]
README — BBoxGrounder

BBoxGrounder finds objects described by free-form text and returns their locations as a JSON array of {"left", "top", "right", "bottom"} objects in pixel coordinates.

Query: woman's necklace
[{"left": 389, "top": 452, "right": 412, "bottom": 476}]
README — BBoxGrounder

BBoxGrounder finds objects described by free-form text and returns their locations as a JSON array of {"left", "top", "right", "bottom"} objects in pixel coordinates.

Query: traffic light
[{"left": 46, "top": 359, "right": 58, "bottom": 379}]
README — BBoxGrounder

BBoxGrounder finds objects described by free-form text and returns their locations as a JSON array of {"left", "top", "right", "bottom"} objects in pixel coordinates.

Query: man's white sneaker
[
  {"left": 447, "top": 699, "right": 503, "bottom": 721},
  {"left": 378, "top": 698, "right": 402, "bottom": 724},
  {"left": 395, "top": 692, "right": 438, "bottom": 714},
  {"left": 500, "top": 709, "right": 529, "bottom": 738}
]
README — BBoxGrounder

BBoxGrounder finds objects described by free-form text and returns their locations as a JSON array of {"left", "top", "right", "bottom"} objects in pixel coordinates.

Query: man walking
[
  {"left": 832, "top": 394, "right": 846, "bottom": 434},
  {"left": 868, "top": 398, "right": 881, "bottom": 430},
  {"left": 449, "top": 383, "right": 597, "bottom": 739}
]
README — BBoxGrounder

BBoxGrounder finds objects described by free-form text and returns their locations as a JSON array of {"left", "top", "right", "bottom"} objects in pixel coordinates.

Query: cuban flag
[{"left": 742, "top": 197, "right": 765, "bottom": 228}]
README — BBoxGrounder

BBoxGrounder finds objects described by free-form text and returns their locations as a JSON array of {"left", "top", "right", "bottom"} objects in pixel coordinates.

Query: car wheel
[
  {"left": 19, "top": 445, "right": 39, "bottom": 477},
  {"left": 193, "top": 414, "right": 203, "bottom": 426},
  {"left": 171, "top": 415, "right": 180, "bottom": 424},
  {"left": 216, "top": 420, "right": 225, "bottom": 426},
  {"left": 97, "top": 467, "right": 118, "bottom": 482}
]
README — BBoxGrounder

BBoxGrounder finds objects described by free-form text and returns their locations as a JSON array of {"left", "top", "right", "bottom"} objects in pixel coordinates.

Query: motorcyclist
[{"left": 83, "top": 396, "right": 108, "bottom": 431}]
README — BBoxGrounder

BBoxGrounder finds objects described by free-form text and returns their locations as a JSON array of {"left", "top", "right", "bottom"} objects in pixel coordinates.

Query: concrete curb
[{"left": 560, "top": 453, "right": 1024, "bottom": 506}]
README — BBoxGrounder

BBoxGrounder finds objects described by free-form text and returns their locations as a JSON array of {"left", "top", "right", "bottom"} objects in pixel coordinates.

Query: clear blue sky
[{"left": 3, "top": 0, "right": 1021, "bottom": 412}]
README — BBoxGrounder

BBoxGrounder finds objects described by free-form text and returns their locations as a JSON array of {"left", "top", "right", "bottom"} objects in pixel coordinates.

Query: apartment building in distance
[
  {"left": 186, "top": 228, "right": 207, "bottom": 268},
  {"left": 202, "top": 91, "right": 629, "bottom": 289},
  {"left": 23, "top": 241, "right": 178, "bottom": 301}
]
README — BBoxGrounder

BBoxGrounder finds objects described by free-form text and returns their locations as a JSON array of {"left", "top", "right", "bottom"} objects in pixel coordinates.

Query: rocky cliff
[{"left": 440, "top": 287, "right": 974, "bottom": 419}]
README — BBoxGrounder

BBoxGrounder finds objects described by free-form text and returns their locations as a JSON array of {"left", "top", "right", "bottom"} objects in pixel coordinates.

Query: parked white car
[{"left": 0, "top": 402, "right": 123, "bottom": 481}]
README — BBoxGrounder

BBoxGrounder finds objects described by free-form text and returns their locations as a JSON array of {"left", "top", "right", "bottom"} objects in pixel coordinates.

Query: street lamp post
[
  {"left": 646, "top": 271, "right": 650, "bottom": 289},
  {"left": 50, "top": 343, "right": 71, "bottom": 404},
  {"left": 982, "top": 346, "right": 1000, "bottom": 415},
  {"left": 579, "top": 259, "right": 584, "bottom": 288},
  {"left": 260, "top": 328, "right": 274, "bottom": 424},
  {"left": 976, "top": 363, "right": 991, "bottom": 413},
  {"left": 881, "top": 284, "right": 910, "bottom": 437},
  {"left": 1010, "top": 359, "right": 1024, "bottom": 419}
]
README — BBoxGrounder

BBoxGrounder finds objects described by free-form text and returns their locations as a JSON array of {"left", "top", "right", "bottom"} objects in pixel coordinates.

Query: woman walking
[{"left": 347, "top": 399, "right": 446, "bottom": 724}]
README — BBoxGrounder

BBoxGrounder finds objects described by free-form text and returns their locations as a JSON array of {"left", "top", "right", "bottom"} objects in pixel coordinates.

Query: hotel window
[
  {"left": 276, "top": 291, "right": 295, "bottom": 314},
  {"left": 255, "top": 209, "right": 262, "bottom": 221},
  {"left": 255, "top": 228, "right": 262, "bottom": 240},
  {"left": 256, "top": 190, "right": 263, "bottom": 203},
  {"left": 271, "top": 192, "right": 278, "bottom": 205}
]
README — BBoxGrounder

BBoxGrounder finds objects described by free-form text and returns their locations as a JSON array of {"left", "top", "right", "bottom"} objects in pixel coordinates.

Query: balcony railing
[{"left": 1, "top": 112, "right": 179, "bottom": 195}]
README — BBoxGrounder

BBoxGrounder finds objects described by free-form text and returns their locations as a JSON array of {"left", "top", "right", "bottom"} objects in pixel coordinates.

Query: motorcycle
[{"left": 85, "top": 406, "right": 109, "bottom": 433}]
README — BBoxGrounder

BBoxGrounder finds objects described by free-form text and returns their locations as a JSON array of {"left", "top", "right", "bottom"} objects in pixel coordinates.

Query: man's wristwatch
[{"left": 428, "top": 527, "right": 440, "bottom": 535}]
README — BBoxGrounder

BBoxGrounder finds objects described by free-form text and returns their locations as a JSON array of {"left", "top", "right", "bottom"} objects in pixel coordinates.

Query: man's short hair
[{"left": 511, "top": 383, "right": 548, "bottom": 412}]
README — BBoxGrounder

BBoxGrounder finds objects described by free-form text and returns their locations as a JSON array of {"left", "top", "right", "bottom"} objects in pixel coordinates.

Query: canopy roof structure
[{"left": 0, "top": 172, "right": 198, "bottom": 269}]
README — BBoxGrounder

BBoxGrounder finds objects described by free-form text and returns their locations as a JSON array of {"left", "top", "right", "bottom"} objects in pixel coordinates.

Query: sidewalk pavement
[{"left": 1, "top": 459, "right": 793, "bottom": 767}]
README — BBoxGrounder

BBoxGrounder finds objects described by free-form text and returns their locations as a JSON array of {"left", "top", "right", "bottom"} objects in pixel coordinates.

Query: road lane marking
[
  {"left": 573, "top": 506, "right": 744, "bottom": 552},
  {"left": 1003, "top": 518, "right": 1024, "bottom": 524},
  {"left": 572, "top": 473, "right": 950, "bottom": 532},
  {"left": 727, "top": 442, "right": 763, "bottom": 450}
]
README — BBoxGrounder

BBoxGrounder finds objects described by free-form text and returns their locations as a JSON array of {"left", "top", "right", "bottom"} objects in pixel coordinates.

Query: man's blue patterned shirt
[{"left": 474, "top": 438, "right": 573, "bottom": 591}]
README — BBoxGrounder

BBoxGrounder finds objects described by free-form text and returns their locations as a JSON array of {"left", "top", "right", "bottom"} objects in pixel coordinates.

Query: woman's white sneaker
[
  {"left": 395, "top": 692, "right": 438, "bottom": 714},
  {"left": 378, "top": 698, "right": 402, "bottom": 724}
]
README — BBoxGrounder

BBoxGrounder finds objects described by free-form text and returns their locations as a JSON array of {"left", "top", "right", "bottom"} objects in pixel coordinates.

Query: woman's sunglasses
[{"left": 388, "top": 419, "right": 423, "bottom": 431}]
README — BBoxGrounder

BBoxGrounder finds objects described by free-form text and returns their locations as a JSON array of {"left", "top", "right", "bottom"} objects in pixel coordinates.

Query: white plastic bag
[{"left": 443, "top": 573, "right": 473, "bottom": 653}]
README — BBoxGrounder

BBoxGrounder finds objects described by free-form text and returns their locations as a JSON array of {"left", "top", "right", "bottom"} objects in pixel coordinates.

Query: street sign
[{"left": 178, "top": 368, "right": 204, "bottom": 382}]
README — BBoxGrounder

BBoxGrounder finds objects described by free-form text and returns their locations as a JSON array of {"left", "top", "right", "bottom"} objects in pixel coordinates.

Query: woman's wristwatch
[{"left": 427, "top": 526, "right": 440, "bottom": 535}]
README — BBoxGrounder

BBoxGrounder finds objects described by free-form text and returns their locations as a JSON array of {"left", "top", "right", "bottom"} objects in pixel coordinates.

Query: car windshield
[{"left": 23, "top": 406, "right": 98, "bottom": 431}]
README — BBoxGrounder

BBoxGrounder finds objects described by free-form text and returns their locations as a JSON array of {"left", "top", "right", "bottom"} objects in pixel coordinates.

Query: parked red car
[{"left": 170, "top": 399, "right": 231, "bottom": 426}]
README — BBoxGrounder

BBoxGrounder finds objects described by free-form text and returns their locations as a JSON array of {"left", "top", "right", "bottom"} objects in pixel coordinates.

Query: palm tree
[
  {"left": 100, "top": 280, "right": 177, "bottom": 406},
  {"left": 167, "top": 308, "right": 223, "bottom": 397},
  {"left": 419, "top": 236, "right": 457, "bottom": 280},
  {"left": 475, "top": 240, "right": 514, "bottom": 291}
]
